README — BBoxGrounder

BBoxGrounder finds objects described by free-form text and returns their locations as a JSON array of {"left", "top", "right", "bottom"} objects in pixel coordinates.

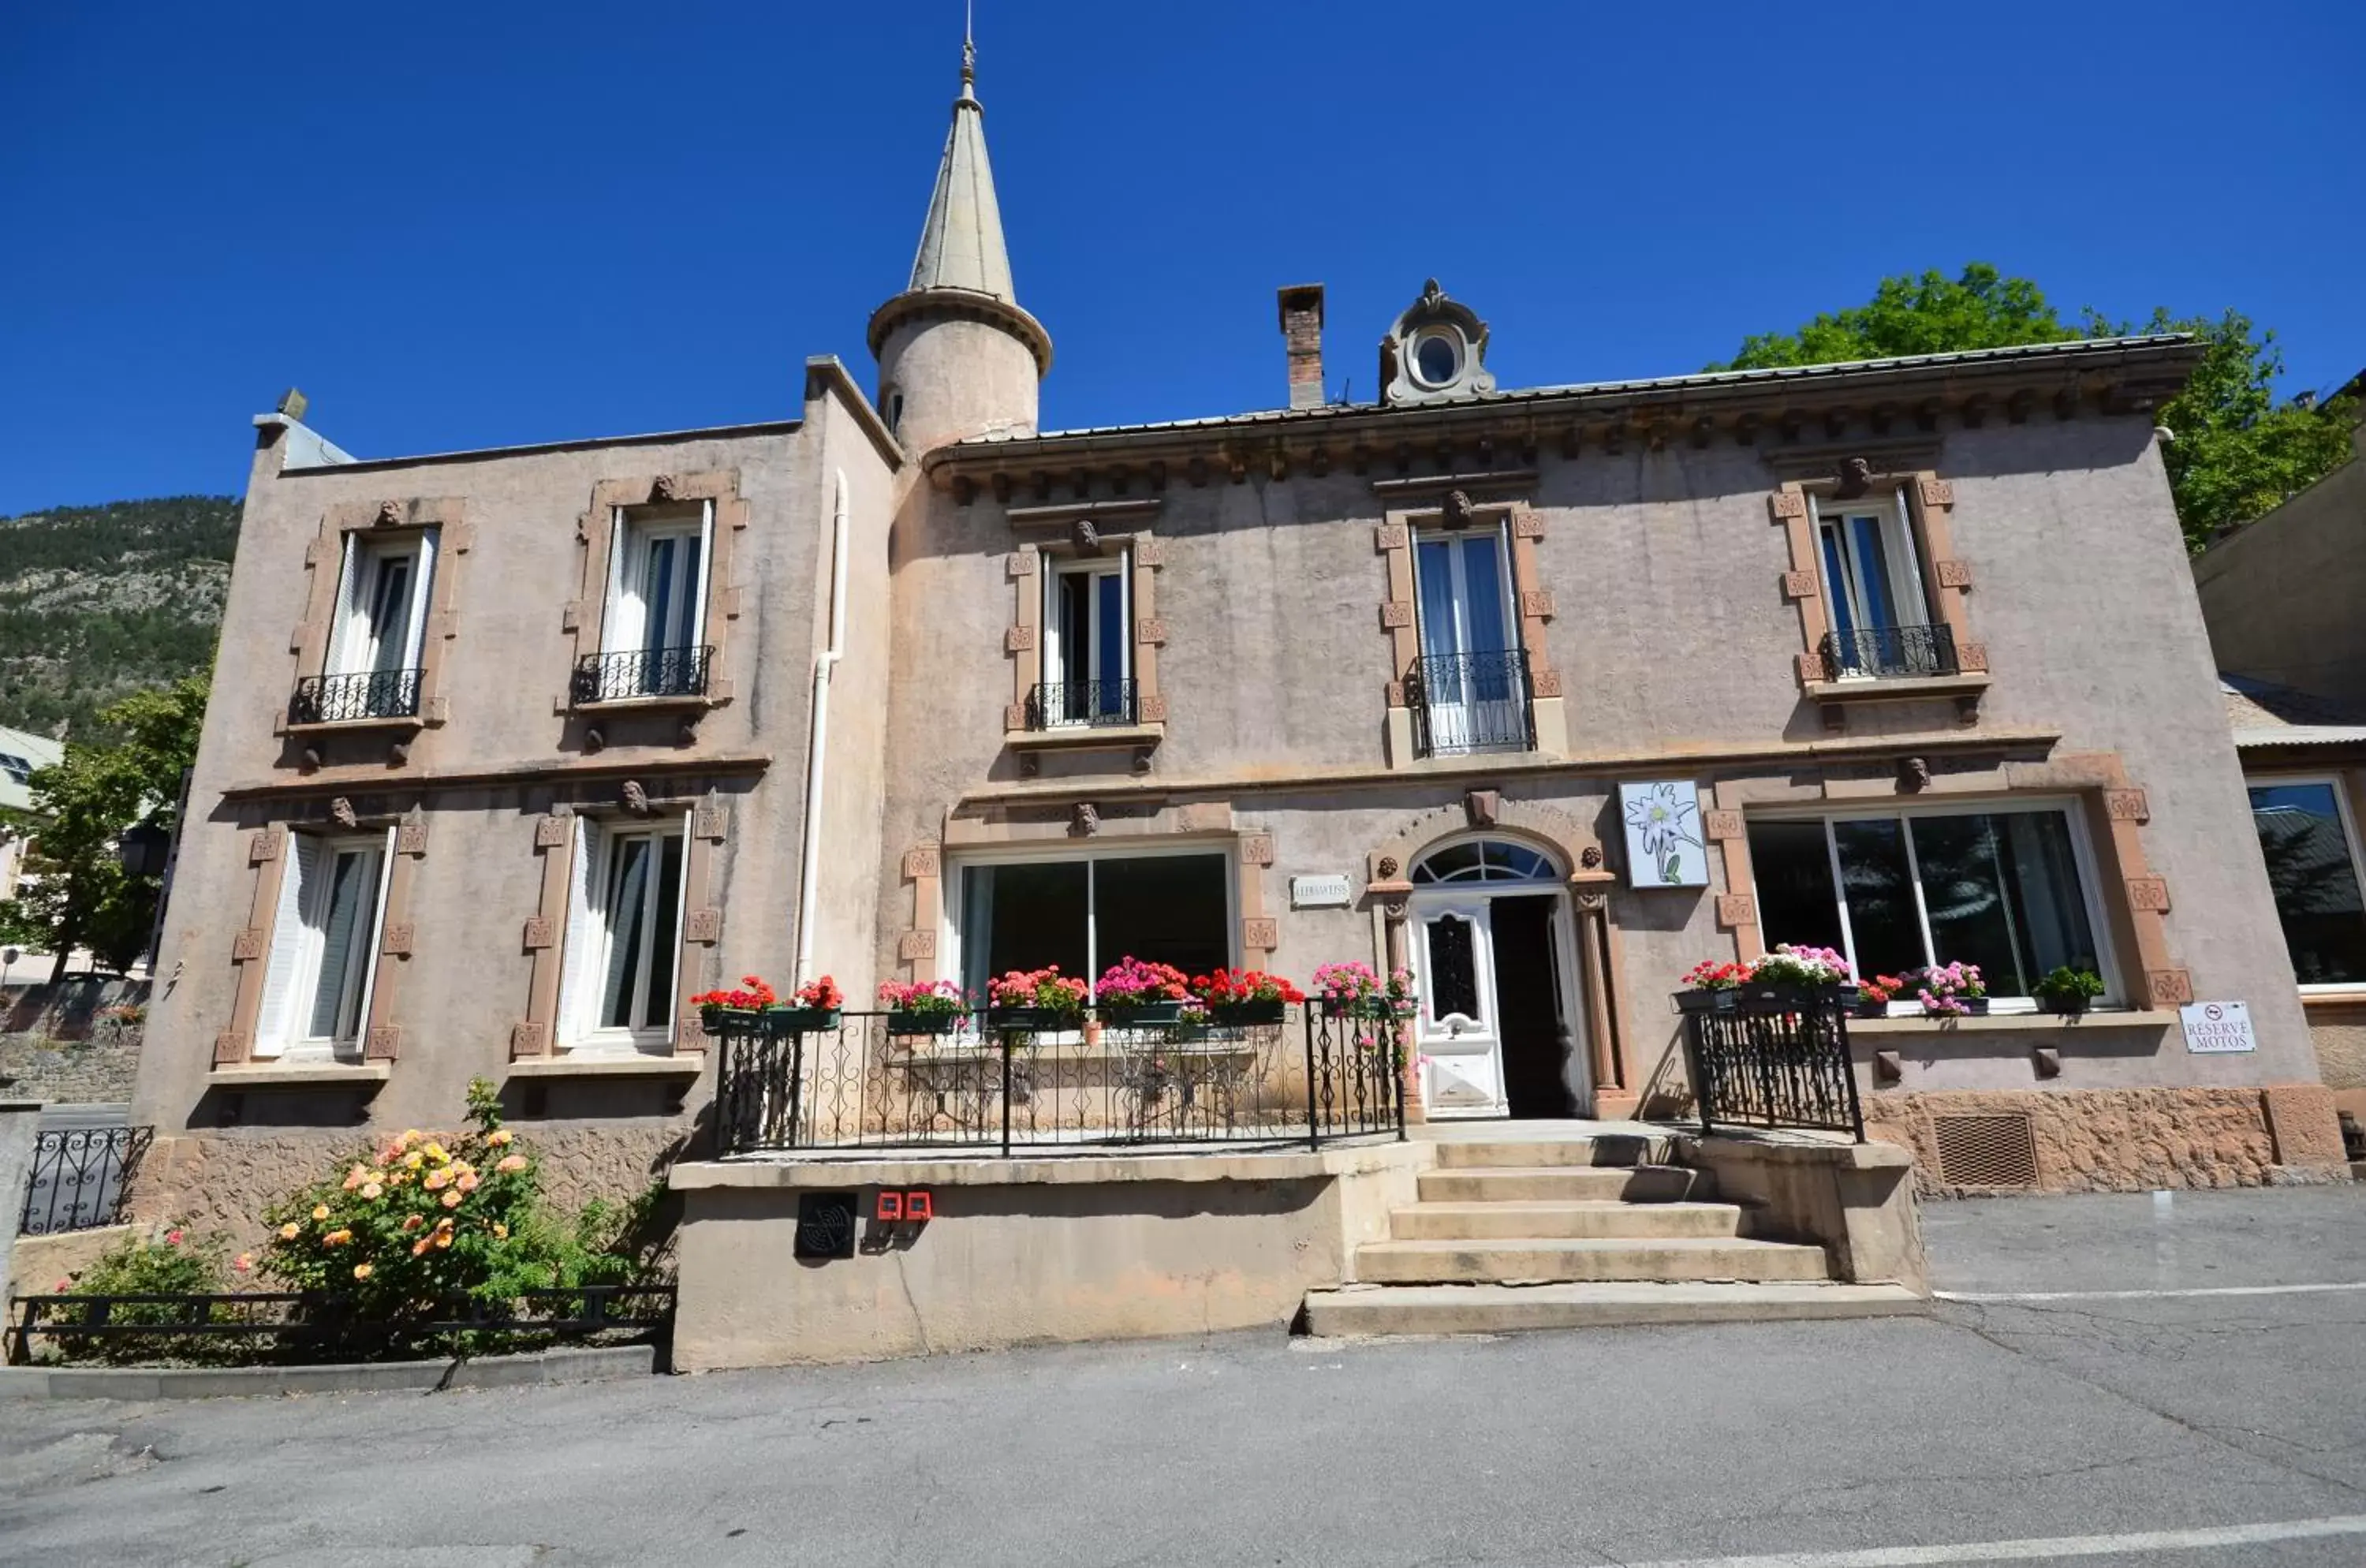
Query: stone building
[{"left": 132, "top": 40, "right": 2348, "bottom": 1250}]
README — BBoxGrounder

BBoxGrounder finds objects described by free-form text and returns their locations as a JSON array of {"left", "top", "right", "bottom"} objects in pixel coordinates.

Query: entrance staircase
[{"left": 1303, "top": 1130, "right": 1924, "bottom": 1337}]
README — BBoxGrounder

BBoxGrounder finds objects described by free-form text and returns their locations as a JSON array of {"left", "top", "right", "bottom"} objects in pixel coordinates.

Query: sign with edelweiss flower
[{"left": 1619, "top": 780, "right": 1707, "bottom": 887}]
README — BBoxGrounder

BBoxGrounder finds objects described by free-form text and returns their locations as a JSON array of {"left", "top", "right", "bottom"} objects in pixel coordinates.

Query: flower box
[
  {"left": 700, "top": 1006, "right": 764, "bottom": 1034},
  {"left": 766, "top": 1006, "right": 842, "bottom": 1035},
  {"left": 1675, "top": 981, "right": 1855, "bottom": 1016},
  {"left": 886, "top": 1009, "right": 965, "bottom": 1037},
  {"left": 2041, "top": 994, "right": 2090, "bottom": 1018},
  {"left": 987, "top": 1006, "right": 1084, "bottom": 1033},
  {"left": 1209, "top": 999, "right": 1287, "bottom": 1027},
  {"left": 1098, "top": 999, "right": 1185, "bottom": 1028}
]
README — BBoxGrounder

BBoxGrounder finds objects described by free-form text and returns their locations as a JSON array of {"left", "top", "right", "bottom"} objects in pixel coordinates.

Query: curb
[{"left": 0, "top": 1342, "right": 661, "bottom": 1402}]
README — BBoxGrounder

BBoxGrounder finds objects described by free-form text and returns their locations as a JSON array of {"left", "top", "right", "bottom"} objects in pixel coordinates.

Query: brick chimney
[{"left": 1277, "top": 284, "right": 1326, "bottom": 411}]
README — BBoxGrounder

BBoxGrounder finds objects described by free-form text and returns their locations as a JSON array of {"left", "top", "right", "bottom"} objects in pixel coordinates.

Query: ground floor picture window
[
  {"left": 561, "top": 818, "right": 687, "bottom": 1052},
  {"left": 1748, "top": 805, "right": 2103, "bottom": 1000},
  {"left": 255, "top": 831, "right": 393, "bottom": 1058},
  {"left": 956, "top": 851, "right": 1230, "bottom": 997},
  {"left": 2248, "top": 780, "right": 2366, "bottom": 987}
]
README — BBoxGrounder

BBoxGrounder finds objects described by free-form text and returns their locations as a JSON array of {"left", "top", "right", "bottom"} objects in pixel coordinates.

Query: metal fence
[
  {"left": 1821, "top": 624, "right": 1959, "bottom": 681},
  {"left": 1677, "top": 984, "right": 1864, "bottom": 1141},
  {"left": 572, "top": 644, "right": 714, "bottom": 704},
  {"left": 712, "top": 1008, "right": 1406, "bottom": 1155},
  {"left": 288, "top": 667, "right": 422, "bottom": 724},
  {"left": 7, "top": 1284, "right": 674, "bottom": 1365},
  {"left": 19, "top": 1124, "right": 151, "bottom": 1237},
  {"left": 1406, "top": 649, "right": 1535, "bottom": 758}
]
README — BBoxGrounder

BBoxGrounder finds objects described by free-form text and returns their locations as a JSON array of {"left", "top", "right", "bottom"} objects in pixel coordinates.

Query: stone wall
[
  {"left": 1865, "top": 1087, "right": 2306, "bottom": 1195},
  {"left": 0, "top": 980, "right": 147, "bottom": 1105},
  {"left": 132, "top": 1118, "right": 695, "bottom": 1249}
]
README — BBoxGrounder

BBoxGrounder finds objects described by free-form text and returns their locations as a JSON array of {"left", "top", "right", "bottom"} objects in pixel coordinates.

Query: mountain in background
[{"left": 0, "top": 495, "right": 240, "bottom": 739}]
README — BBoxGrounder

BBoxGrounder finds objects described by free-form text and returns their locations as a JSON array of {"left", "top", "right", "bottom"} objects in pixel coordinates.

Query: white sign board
[
  {"left": 2181, "top": 999, "right": 2257, "bottom": 1054},
  {"left": 1619, "top": 780, "right": 1709, "bottom": 887},
  {"left": 1289, "top": 874, "right": 1353, "bottom": 909}
]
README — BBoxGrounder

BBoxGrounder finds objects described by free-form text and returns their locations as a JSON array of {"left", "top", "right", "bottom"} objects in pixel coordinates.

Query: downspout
[{"left": 793, "top": 469, "right": 851, "bottom": 987}]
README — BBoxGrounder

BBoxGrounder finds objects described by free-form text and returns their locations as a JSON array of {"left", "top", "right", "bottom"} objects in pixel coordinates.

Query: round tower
[{"left": 868, "top": 38, "right": 1053, "bottom": 454}]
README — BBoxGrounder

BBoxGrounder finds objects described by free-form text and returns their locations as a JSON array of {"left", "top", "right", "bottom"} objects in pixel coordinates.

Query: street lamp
[{"left": 118, "top": 823, "right": 171, "bottom": 879}]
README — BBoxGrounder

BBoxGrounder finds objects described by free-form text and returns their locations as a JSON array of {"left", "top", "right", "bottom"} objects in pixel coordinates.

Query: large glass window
[
  {"left": 1747, "top": 805, "right": 2103, "bottom": 1000},
  {"left": 957, "top": 851, "right": 1230, "bottom": 998},
  {"left": 2248, "top": 781, "right": 2366, "bottom": 987},
  {"left": 1412, "top": 527, "right": 1526, "bottom": 756}
]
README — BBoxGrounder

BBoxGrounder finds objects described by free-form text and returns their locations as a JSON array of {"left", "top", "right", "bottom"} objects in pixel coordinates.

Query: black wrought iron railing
[
  {"left": 19, "top": 1125, "right": 151, "bottom": 1236},
  {"left": 1677, "top": 984, "right": 1864, "bottom": 1141},
  {"left": 572, "top": 645, "right": 714, "bottom": 705},
  {"left": 1821, "top": 624, "right": 1958, "bottom": 681},
  {"left": 1024, "top": 679, "right": 1138, "bottom": 730},
  {"left": 1406, "top": 649, "right": 1534, "bottom": 758},
  {"left": 7, "top": 1285, "right": 674, "bottom": 1365},
  {"left": 288, "top": 668, "right": 421, "bottom": 725},
  {"left": 711, "top": 1007, "right": 1405, "bottom": 1156}
]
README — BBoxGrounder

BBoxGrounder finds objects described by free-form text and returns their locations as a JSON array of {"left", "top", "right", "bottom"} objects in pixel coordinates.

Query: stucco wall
[
  {"left": 668, "top": 1144, "right": 1421, "bottom": 1368},
  {"left": 2193, "top": 457, "right": 2366, "bottom": 706},
  {"left": 133, "top": 379, "right": 901, "bottom": 1226},
  {"left": 877, "top": 413, "right": 2318, "bottom": 1116}
]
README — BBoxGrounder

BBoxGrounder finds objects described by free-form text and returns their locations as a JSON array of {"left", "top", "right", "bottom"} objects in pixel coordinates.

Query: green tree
[
  {"left": 0, "top": 678, "right": 207, "bottom": 979},
  {"left": 1709, "top": 263, "right": 2081, "bottom": 371},
  {"left": 1711, "top": 264, "right": 2354, "bottom": 551}
]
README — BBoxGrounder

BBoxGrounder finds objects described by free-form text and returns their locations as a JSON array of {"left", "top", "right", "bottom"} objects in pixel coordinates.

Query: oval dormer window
[{"left": 1412, "top": 329, "right": 1463, "bottom": 389}]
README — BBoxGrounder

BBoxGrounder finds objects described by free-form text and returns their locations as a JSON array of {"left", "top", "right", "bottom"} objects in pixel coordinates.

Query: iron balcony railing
[
  {"left": 1821, "top": 624, "right": 1959, "bottom": 681},
  {"left": 1405, "top": 649, "right": 1535, "bottom": 759},
  {"left": 1024, "top": 679, "right": 1139, "bottom": 730},
  {"left": 572, "top": 644, "right": 714, "bottom": 705},
  {"left": 288, "top": 668, "right": 421, "bottom": 725},
  {"left": 1676, "top": 982, "right": 1864, "bottom": 1141},
  {"left": 711, "top": 1006, "right": 1405, "bottom": 1156}
]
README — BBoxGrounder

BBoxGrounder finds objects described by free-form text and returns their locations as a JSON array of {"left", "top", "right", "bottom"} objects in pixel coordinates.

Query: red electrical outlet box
[
  {"left": 905, "top": 1189, "right": 934, "bottom": 1222},
  {"left": 875, "top": 1190, "right": 904, "bottom": 1222}
]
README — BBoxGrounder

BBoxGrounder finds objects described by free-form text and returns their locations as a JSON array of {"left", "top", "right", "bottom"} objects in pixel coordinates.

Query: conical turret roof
[{"left": 906, "top": 38, "right": 1013, "bottom": 301}]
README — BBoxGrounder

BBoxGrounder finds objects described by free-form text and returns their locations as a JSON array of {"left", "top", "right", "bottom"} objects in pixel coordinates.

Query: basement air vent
[{"left": 1931, "top": 1114, "right": 2039, "bottom": 1189}]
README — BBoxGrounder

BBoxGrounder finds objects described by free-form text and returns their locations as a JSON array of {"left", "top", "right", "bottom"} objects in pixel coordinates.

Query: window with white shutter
[
  {"left": 558, "top": 816, "right": 689, "bottom": 1055},
  {"left": 254, "top": 832, "right": 390, "bottom": 1060}
]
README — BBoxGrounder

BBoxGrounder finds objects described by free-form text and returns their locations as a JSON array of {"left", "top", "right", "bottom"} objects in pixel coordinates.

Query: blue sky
[{"left": 2, "top": 2, "right": 2359, "bottom": 516}]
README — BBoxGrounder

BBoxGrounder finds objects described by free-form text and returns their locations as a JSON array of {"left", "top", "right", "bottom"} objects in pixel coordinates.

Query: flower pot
[
  {"left": 1961, "top": 997, "right": 1990, "bottom": 1016},
  {"left": 1098, "top": 999, "right": 1185, "bottom": 1028},
  {"left": 886, "top": 1009, "right": 963, "bottom": 1036},
  {"left": 2040, "top": 994, "right": 2091, "bottom": 1017},
  {"left": 1677, "top": 981, "right": 1853, "bottom": 1015},
  {"left": 1854, "top": 999, "right": 1891, "bottom": 1020},
  {"left": 768, "top": 1006, "right": 841, "bottom": 1035},
  {"left": 1210, "top": 999, "right": 1287, "bottom": 1027},
  {"left": 1674, "top": 987, "right": 1739, "bottom": 1015},
  {"left": 703, "top": 1006, "right": 762, "bottom": 1034}
]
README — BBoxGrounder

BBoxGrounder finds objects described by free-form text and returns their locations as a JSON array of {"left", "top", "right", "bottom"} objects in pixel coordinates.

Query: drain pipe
[{"left": 793, "top": 469, "right": 850, "bottom": 987}]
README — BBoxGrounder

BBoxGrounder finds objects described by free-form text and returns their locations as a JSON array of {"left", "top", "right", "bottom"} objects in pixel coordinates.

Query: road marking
[
  {"left": 1936, "top": 1282, "right": 2366, "bottom": 1302},
  {"left": 1614, "top": 1513, "right": 2366, "bottom": 1567}
]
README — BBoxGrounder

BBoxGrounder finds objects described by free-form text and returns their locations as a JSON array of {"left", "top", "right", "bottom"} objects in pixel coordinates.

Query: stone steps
[
  {"left": 1303, "top": 1281, "right": 1928, "bottom": 1338},
  {"left": 1431, "top": 1134, "right": 1681, "bottom": 1170},
  {"left": 1388, "top": 1199, "right": 1749, "bottom": 1241},
  {"left": 1416, "top": 1164, "right": 1718, "bottom": 1204},
  {"left": 1354, "top": 1234, "right": 1834, "bottom": 1286}
]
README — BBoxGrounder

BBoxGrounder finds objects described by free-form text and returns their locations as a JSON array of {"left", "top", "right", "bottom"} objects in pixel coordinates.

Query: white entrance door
[{"left": 1412, "top": 896, "right": 1506, "bottom": 1117}]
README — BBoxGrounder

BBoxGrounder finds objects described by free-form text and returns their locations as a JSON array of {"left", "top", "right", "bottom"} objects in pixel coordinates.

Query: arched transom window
[{"left": 1410, "top": 838, "right": 1558, "bottom": 885}]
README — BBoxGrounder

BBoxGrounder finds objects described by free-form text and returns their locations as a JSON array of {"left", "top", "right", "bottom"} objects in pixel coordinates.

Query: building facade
[{"left": 132, "top": 48, "right": 2349, "bottom": 1230}]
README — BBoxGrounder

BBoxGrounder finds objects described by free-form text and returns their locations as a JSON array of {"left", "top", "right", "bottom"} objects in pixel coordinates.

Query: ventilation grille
[{"left": 1931, "top": 1114, "right": 2039, "bottom": 1188}]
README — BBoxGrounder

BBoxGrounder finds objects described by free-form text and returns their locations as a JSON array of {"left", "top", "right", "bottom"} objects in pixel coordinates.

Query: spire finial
[{"left": 961, "top": 2, "right": 976, "bottom": 94}]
